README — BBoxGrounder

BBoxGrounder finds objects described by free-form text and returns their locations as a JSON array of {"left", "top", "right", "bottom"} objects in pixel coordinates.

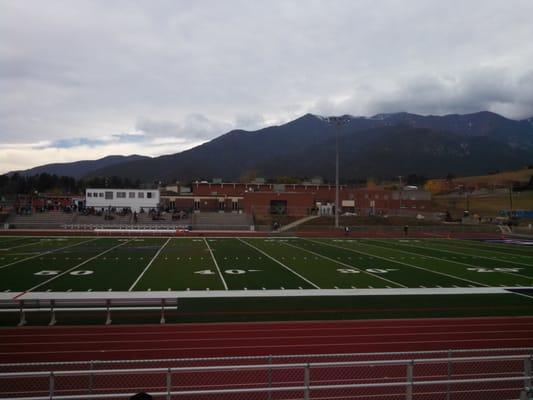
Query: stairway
[{"left": 278, "top": 215, "right": 320, "bottom": 232}]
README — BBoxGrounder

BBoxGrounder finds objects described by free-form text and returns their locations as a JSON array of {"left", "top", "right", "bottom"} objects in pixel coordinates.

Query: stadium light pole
[{"left": 326, "top": 116, "right": 349, "bottom": 229}]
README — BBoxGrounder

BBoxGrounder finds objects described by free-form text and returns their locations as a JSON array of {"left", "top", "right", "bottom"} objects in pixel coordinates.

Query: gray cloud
[{"left": 1, "top": 0, "right": 533, "bottom": 172}]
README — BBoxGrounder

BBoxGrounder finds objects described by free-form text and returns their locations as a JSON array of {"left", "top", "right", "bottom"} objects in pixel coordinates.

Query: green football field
[{"left": 0, "top": 236, "right": 532, "bottom": 293}]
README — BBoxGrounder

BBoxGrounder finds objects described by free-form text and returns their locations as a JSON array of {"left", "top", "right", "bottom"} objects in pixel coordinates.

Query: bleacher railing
[{"left": 1, "top": 351, "right": 532, "bottom": 399}]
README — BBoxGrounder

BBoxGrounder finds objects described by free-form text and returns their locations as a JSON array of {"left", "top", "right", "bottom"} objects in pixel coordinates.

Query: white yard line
[
  {"left": 439, "top": 239, "right": 533, "bottom": 256},
  {"left": 370, "top": 239, "right": 533, "bottom": 281},
  {"left": 0, "top": 240, "right": 43, "bottom": 251},
  {"left": 0, "top": 238, "right": 98, "bottom": 271},
  {"left": 128, "top": 238, "right": 172, "bottom": 291},
  {"left": 238, "top": 238, "right": 321, "bottom": 289},
  {"left": 284, "top": 241, "right": 407, "bottom": 288},
  {"left": 308, "top": 239, "right": 489, "bottom": 287},
  {"left": 203, "top": 238, "right": 228, "bottom": 290},
  {"left": 394, "top": 241, "right": 533, "bottom": 269},
  {"left": 16, "top": 240, "right": 132, "bottom": 296},
  {"left": 509, "top": 290, "right": 533, "bottom": 300},
  {"left": 430, "top": 239, "right": 533, "bottom": 259}
]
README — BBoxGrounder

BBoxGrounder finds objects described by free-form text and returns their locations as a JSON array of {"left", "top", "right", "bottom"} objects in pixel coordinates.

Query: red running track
[{"left": 0, "top": 316, "right": 532, "bottom": 363}]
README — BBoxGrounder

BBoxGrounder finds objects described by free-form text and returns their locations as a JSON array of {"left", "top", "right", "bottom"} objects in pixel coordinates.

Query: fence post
[
  {"left": 524, "top": 356, "right": 532, "bottom": 399},
  {"left": 446, "top": 349, "right": 452, "bottom": 400},
  {"left": 304, "top": 363, "right": 310, "bottom": 400},
  {"left": 267, "top": 355, "right": 272, "bottom": 400},
  {"left": 49, "top": 300, "right": 57, "bottom": 326},
  {"left": 105, "top": 300, "right": 112, "bottom": 325},
  {"left": 160, "top": 299, "right": 166, "bottom": 324},
  {"left": 18, "top": 300, "right": 26, "bottom": 327},
  {"left": 49, "top": 371, "right": 55, "bottom": 400},
  {"left": 166, "top": 367, "right": 171, "bottom": 400},
  {"left": 89, "top": 361, "right": 94, "bottom": 395},
  {"left": 406, "top": 361, "right": 414, "bottom": 400}
]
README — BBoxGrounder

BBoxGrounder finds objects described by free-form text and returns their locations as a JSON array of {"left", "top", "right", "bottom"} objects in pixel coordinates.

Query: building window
[
  {"left": 87, "top": 193, "right": 92, "bottom": 197},
  {"left": 232, "top": 201, "right": 238, "bottom": 211},
  {"left": 99, "top": 193, "right": 104, "bottom": 197},
  {"left": 105, "top": 191, "right": 113, "bottom": 200},
  {"left": 138, "top": 192, "right": 144, "bottom": 198},
  {"left": 194, "top": 200, "right": 200, "bottom": 210},
  {"left": 117, "top": 192, "right": 126, "bottom": 198},
  {"left": 147, "top": 192, "right": 152, "bottom": 198},
  {"left": 218, "top": 201, "right": 225, "bottom": 211},
  {"left": 129, "top": 192, "right": 135, "bottom": 198}
]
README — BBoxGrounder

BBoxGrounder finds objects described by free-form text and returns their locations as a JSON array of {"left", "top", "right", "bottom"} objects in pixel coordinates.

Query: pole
[
  {"left": 509, "top": 185, "right": 513, "bottom": 212},
  {"left": 335, "top": 122, "right": 340, "bottom": 229},
  {"left": 398, "top": 176, "right": 403, "bottom": 213}
]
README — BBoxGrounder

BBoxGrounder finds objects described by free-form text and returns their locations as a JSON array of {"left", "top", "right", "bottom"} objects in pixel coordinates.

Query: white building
[{"left": 85, "top": 188, "right": 160, "bottom": 212}]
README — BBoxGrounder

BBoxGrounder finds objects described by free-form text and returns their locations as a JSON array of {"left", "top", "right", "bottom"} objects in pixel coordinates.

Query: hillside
[
  {"left": 10, "top": 155, "right": 150, "bottom": 179},
  {"left": 12, "top": 111, "right": 533, "bottom": 182},
  {"left": 88, "top": 111, "right": 533, "bottom": 182}
]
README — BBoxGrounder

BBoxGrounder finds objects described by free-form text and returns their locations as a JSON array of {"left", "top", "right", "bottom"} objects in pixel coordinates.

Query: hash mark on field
[{"left": 0, "top": 238, "right": 97, "bottom": 271}]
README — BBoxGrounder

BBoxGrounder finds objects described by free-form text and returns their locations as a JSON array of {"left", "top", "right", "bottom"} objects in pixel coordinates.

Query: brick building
[{"left": 160, "top": 181, "right": 431, "bottom": 217}]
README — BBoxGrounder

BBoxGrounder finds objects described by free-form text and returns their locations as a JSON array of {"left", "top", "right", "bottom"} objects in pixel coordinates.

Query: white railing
[
  {"left": 1, "top": 287, "right": 529, "bottom": 327},
  {"left": 1, "top": 353, "right": 532, "bottom": 399}
]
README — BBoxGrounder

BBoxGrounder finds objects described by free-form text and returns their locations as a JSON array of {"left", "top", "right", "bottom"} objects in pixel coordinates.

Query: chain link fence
[{"left": 1, "top": 349, "right": 532, "bottom": 399}]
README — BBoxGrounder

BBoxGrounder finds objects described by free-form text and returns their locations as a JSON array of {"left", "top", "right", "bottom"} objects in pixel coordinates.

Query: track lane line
[
  {"left": 2, "top": 336, "right": 531, "bottom": 356},
  {"left": 4, "top": 329, "right": 531, "bottom": 347}
]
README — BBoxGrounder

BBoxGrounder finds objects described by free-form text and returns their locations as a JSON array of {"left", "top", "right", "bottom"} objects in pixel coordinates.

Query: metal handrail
[
  {"left": 1, "top": 347, "right": 531, "bottom": 368},
  {"left": 3, "top": 375, "right": 532, "bottom": 400},
  {"left": 1, "top": 354, "right": 531, "bottom": 378}
]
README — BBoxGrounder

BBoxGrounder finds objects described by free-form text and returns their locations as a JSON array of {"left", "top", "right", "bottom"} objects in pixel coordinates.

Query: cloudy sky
[{"left": 1, "top": 0, "right": 533, "bottom": 173}]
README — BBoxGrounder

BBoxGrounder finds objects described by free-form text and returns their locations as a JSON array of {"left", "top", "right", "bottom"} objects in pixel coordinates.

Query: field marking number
[
  {"left": 195, "top": 269, "right": 262, "bottom": 275},
  {"left": 35, "top": 270, "right": 94, "bottom": 276},
  {"left": 467, "top": 267, "right": 522, "bottom": 273},
  {"left": 337, "top": 268, "right": 397, "bottom": 274}
]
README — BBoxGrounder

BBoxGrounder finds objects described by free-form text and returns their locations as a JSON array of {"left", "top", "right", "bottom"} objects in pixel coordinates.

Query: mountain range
[{"left": 10, "top": 111, "right": 533, "bottom": 182}]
